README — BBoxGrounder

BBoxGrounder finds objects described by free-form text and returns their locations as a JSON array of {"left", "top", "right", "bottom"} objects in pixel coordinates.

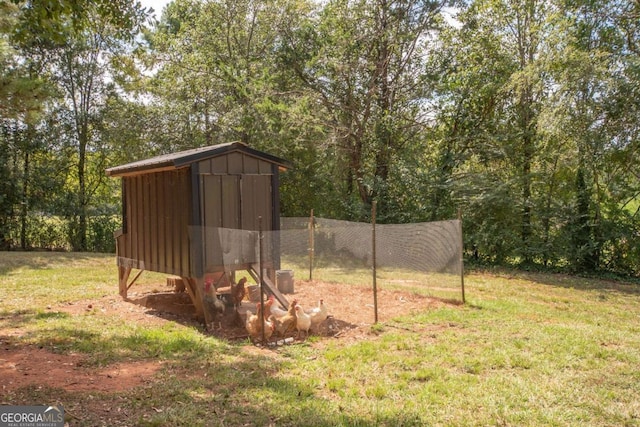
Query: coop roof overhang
[{"left": 105, "top": 141, "right": 292, "bottom": 177}]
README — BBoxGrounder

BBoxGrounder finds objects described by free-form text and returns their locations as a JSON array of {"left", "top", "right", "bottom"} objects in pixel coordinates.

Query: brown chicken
[
  {"left": 245, "top": 303, "right": 275, "bottom": 342},
  {"left": 230, "top": 277, "right": 247, "bottom": 310},
  {"left": 273, "top": 298, "right": 298, "bottom": 337}
]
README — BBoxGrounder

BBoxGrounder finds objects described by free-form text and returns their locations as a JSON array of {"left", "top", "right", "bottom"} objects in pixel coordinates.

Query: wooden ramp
[{"left": 249, "top": 264, "right": 289, "bottom": 309}]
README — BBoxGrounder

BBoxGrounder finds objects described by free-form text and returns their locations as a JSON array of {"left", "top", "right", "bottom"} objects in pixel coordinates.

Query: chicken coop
[{"left": 105, "top": 141, "right": 292, "bottom": 324}]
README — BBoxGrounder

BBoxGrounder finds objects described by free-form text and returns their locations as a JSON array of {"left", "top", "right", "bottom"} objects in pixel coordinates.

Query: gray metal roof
[{"left": 105, "top": 141, "right": 292, "bottom": 177}]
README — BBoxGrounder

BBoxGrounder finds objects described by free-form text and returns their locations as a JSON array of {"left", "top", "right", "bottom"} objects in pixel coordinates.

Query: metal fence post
[{"left": 372, "top": 201, "right": 378, "bottom": 324}]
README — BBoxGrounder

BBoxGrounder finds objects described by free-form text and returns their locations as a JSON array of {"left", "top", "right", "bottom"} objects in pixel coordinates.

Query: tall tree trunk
[
  {"left": 78, "top": 131, "right": 87, "bottom": 251},
  {"left": 574, "top": 166, "right": 596, "bottom": 270},
  {"left": 0, "top": 126, "right": 14, "bottom": 250},
  {"left": 20, "top": 149, "right": 29, "bottom": 250}
]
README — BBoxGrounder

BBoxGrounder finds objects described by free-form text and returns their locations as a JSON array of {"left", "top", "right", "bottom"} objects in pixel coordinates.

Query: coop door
[
  {"left": 240, "top": 175, "right": 272, "bottom": 231},
  {"left": 201, "top": 175, "right": 241, "bottom": 269}
]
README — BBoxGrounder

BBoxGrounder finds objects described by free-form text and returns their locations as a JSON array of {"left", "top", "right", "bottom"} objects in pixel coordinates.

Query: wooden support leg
[
  {"left": 118, "top": 266, "right": 132, "bottom": 298},
  {"left": 184, "top": 277, "right": 209, "bottom": 325},
  {"left": 250, "top": 264, "right": 288, "bottom": 309}
]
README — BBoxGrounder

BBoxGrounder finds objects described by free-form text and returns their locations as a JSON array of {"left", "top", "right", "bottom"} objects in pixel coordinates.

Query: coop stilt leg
[{"left": 118, "top": 266, "right": 131, "bottom": 298}]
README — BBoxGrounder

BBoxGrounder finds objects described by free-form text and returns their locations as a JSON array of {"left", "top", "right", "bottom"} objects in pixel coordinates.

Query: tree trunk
[
  {"left": 78, "top": 126, "right": 88, "bottom": 251},
  {"left": 20, "top": 149, "right": 29, "bottom": 250}
]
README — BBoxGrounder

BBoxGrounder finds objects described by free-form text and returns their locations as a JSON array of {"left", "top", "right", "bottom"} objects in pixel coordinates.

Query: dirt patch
[
  {"left": 0, "top": 342, "right": 161, "bottom": 395},
  {"left": 177, "top": 278, "right": 454, "bottom": 343},
  {"left": 0, "top": 278, "right": 457, "bottom": 397}
]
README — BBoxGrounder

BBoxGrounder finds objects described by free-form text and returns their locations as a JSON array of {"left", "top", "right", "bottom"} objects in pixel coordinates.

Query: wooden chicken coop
[{"left": 105, "top": 141, "right": 292, "bottom": 324}]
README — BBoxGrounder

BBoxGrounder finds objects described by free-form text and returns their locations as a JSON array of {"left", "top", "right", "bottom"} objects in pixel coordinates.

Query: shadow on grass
[
  {"left": 470, "top": 266, "right": 640, "bottom": 296},
  {"left": 517, "top": 271, "right": 640, "bottom": 296},
  {"left": 2, "top": 317, "right": 420, "bottom": 426},
  {"left": 4, "top": 336, "right": 422, "bottom": 427},
  {"left": 0, "top": 251, "right": 108, "bottom": 275},
  {"left": 0, "top": 309, "right": 72, "bottom": 331}
]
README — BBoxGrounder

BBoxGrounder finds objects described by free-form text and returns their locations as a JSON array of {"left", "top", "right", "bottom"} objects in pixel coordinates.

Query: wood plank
[
  {"left": 143, "top": 175, "right": 151, "bottom": 268},
  {"left": 243, "top": 154, "right": 259, "bottom": 173},
  {"left": 183, "top": 277, "right": 205, "bottom": 322},
  {"left": 221, "top": 176, "right": 240, "bottom": 229},
  {"left": 157, "top": 173, "right": 166, "bottom": 273},
  {"left": 126, "top": 269, "right": 144, "bottom": 291},
  {"left": 118, "top": 266, "right": 132, "bottom": 298},
  {"left": 129, "top": 177, "right": 138, "bottom": 262},
  {"left": 212, "top": 156, "right": 227, "bottom": 174},
  {"left": 180, "top": 169, "right": 190, "bottom": 276},
  {"left": 250, "top": 264, "right": 288, "bottom": 309},
  {"left": 136, "top": 175, "right": 144, "bottom": 262},
  {"left": 228, "top": 151, "right": 243, "bottom": 174}
]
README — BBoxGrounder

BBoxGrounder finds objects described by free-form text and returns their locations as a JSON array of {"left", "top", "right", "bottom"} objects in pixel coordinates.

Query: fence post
[
  {"left": 309, "top": 209, "right": 314, "bottom": 281},
  {"left": 458, "top": 208, "right": 466, "bottom": 304},
  {"left": 372, "top": 201, "right": 378, "bottom": 324},
  {"left": 259, "top": 216, "right": 266, "bottom": 343}
]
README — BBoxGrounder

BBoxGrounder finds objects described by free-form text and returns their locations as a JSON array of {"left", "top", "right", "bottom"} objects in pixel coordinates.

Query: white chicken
[
  {"left": 306, "top": 299, "right": 328, "bottom": 332},
  {"left": 294, "top": 304, "right": 311, "bottom": 340},
  {"left": 268, "top": 295, "right": 289, "bottom": 318}
]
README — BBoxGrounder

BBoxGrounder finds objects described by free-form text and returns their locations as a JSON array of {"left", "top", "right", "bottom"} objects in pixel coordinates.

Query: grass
[
  {"left": 281, "top": 255, "right": 464, "bottom": 301},
  {"left": 1, "top": 252, "right": 640, "bottom": 426}
]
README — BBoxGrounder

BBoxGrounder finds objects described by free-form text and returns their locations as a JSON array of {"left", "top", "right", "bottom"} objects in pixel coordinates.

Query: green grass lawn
[{"left": 1, "top": 252, "right": 639, "bottom": 426}]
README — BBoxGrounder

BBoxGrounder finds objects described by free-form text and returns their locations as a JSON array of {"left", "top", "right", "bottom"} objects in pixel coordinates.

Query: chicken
[
  {"left": 230, "top": 277, "right": 247, "bottom": 310},
  {"left": 264, "top": 315, "right": 276, "bottom": 341},
  {"left": 306, "top": 299, "right": 328, "bottom": 332},
  {"left": 268, "top": 295, "right": 288, "bottom": 318},
  {"left": 245, "top": 308, "right": 258, "bottom": 338},
  {"left": 274, "top": 298, "right": 298, "bottom": 337},
  {"left": 203, "top": 280, "right": 225, "bottom": 330},
  {"left": 263, "top": 296, "right": 275, "bottom": 321},
  {"left": 294, "top": 304, "right": 311, "bottom": 340},
  {"left": 245, "top": 304, "right": 275, "bottom": 342}
]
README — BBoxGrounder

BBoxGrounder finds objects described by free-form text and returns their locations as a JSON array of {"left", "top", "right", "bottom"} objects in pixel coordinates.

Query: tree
[
  {"left": 283, "top": 0, "right": 451, "bottom": 221},
  {"left": 2, "top": 0, "right": 148, "bottom": 251},
  {"left": 141, "top": 0, "right": 329, "bottom": 217}
]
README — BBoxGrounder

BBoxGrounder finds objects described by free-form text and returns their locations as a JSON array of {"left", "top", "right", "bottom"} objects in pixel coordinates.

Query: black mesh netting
[{"left": 189, "top": 217, "right": 463, "bottom": 298}]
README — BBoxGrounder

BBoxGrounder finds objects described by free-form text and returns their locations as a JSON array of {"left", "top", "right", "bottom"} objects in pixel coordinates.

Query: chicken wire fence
[{"left": 190, "top": 216, "right": 464, "bottom": 302}]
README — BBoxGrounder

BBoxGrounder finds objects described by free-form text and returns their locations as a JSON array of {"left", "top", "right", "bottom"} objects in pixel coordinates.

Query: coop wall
[{"left": 116, "top": 168, "right": 192, "bottom": 277}]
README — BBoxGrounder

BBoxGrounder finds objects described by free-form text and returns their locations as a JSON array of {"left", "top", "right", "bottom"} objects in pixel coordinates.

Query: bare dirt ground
[{"left": 1, "top": 278, "right": 455, "bottom": 396}]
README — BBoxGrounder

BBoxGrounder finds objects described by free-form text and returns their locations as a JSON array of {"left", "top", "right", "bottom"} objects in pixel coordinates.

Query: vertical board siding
[
  {"left": 172, "top": 170, "right": 181, "bottom": 273},
  {"left": 202, "top": 175, "right": 223, "bottom": 270},
  {"left": 179, "top": 170, "right": 190, "bottom": 275},
  {"left": 212, "top": 156, "right": 227, "bottom": 173},
  {"left": 165, "top": 171, "right": 173, "bottom": 272},
  {"left": 149, "top": 173, "right": 158, "bottom": 271},
  {"left": 241, "top": 175, "right": 272, "bottom": 231},
  {"left": 143, "top": 176, "right": 151, "bottom": 268},
  {"left": 124, "top": 178, "right": 132, "bottom": 259},
  {"left": 243, "top": 155, "right": 259, "bottom": 173},
  {"left": 221, "top": 175, "right": 240, "bottom": 229},
  {"left": 130, "top": 176, "right": 138, "bottom": 262},
  {"left": 258, "top": 159, "right": 271, "bottom": 174},
  {"left": 228, "top": 152, "right": 243, "bottom": 174},
  {"left": 157, "top": 172, "right": 166, "bottom": 272}
]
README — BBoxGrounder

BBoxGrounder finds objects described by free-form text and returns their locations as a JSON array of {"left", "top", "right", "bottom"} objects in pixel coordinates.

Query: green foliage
[{"left": 0, "top": 0, "right": 638, "bottom": 276}]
